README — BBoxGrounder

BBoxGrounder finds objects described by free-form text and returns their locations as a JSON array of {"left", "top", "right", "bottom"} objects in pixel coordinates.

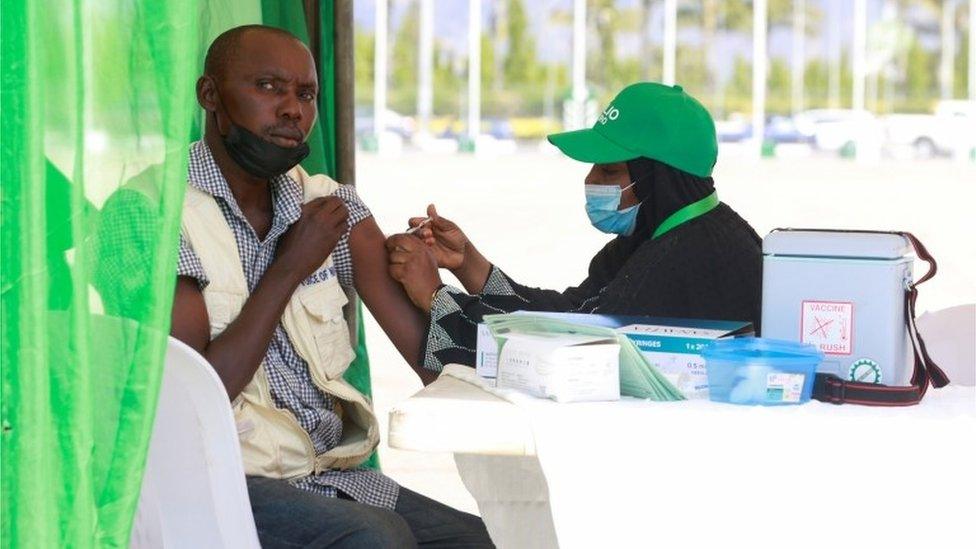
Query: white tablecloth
[{"left": 390, "top": 365, "right": 976, "bottom": 548}]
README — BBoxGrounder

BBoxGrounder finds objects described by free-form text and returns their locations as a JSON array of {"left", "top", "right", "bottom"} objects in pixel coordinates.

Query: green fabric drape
[
  {"left": 2, "top": 3, "right": 376, "bottom": 546},
  {"left": 2, "top": 1, "right": 201, "bottom": 546}
]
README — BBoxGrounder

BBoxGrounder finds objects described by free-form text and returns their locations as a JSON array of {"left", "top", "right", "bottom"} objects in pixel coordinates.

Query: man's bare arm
[{"left": 349, "top": 216, "right": 438, "bottom": 386}]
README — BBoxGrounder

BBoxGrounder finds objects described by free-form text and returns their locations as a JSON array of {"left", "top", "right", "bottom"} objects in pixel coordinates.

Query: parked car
[
  {"left": 716, "top": 114, "right": 752, "bottom": 143},
  {"left": 764, "top": 115, "right": 815, "bottom": 145},
  {"left": 431, "top": 117, "right": 515, "bottom": 141},
  {"left": 486, "top": 118, "right": 515, "bottom": 140},
  {"left": 716, "top": 114, "right": 815, "bottom": 146},
  {"left": 883, "top": 100, "right": 975, "bottom": 158},
  {"left": 354, "top": 106, "right": 414, "bottom": 140},
  {"left": 793, "top": 109, "right": 884, "bottom": 153}
]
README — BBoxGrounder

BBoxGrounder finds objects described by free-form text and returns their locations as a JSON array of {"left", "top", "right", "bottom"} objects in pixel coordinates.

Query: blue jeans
[{"left": 246, "top": 476, "right": 494, "bottom": 548}]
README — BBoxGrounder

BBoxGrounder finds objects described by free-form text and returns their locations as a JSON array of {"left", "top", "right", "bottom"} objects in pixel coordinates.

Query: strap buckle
[
  {"left": 825, "top": 377, "right": 847, "bottom": 405},
  {"left": 814, "top": 374, "right": 847, "bottom": 405}
]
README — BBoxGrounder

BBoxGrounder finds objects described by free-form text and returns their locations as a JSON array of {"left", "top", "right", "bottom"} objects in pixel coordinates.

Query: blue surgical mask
[{"left": 584, "top": 182, "right": 642, "bottom": 236}]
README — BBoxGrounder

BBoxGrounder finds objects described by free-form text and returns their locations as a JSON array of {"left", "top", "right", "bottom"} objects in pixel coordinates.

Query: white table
[{"left": 389, "top": 365, "right": 976, "bottom": 549}]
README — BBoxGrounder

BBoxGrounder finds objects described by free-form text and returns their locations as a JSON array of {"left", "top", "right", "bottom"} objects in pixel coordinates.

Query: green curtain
[
  {"left": 2, "top": 2, "right": 375, "bottom": 546},
  {"left": 1, "top": 0, "right": 201, "bottom": 546}
]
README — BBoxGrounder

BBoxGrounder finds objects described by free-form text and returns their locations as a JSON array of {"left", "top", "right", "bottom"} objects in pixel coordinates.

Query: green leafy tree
[
  {"left": 481, "top": 34, "right": 495, "bottom": 92},
  {"left": 390, "top": 1, "right": 419, "bottom": 113},
  {"left": 726, "top": 55, "right": 752, "bottom": 112},
  {"left": 803, "top": 58, "right": 829, "bottom": 108},
  {"left": 503, "top": 0, "right": 537, "bottom": 84},
  {"left": 432, "top": 44, "right": 464, "bottom": 115},
  {"left": 953, "top": 31, "right": 969, "bottom": 98},
  {"left": 681, "top": 0, "right": 812, "bottom": 116},
  {"left": 904, "top": 36, "right": 935, "bottom": 109},
  {"left": 674, "top": 44, "right": 710, "bottom": 102},
  {"left": 354, "top": 28, "right": 375, "bottom": 107},
  {"left": 767, "top": 57, "right": 791, "bottom": 114},
  {"left": 589, "top": 0, "right": 620, "bottom": 91}
]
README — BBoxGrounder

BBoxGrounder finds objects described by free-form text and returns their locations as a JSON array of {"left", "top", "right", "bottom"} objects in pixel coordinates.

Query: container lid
[
  {"left": 701, "top": 337, "right": 823, "bottom": 366},
  {"left": 763, "top": 229, "right": 911, "bottom": 260}
]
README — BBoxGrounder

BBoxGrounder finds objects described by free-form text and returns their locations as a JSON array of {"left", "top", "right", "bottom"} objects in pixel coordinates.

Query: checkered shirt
[{"left": 177, "top": 141, "right": 398, "bottom": 509}]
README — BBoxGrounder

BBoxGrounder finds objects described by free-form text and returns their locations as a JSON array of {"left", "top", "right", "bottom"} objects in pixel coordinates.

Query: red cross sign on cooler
[{"left": 801, "top": 301, "right": 854, "bottom": 355}]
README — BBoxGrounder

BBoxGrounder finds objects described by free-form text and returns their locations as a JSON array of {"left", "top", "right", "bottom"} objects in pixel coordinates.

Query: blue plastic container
[{"left": 702, "top": 338, "right": 823, "bottom": 405}]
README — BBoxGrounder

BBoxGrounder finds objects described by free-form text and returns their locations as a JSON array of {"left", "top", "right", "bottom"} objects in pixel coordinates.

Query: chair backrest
[
  {"left": 916, "top": 304, "right": 976, "bottom": 387},
  {"left": 130, "top": 337, "right": 260, "bottom": 548}
]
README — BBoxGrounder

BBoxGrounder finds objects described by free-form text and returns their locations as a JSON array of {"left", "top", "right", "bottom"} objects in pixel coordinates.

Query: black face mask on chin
[{"left": 213, "top": 110, "right": 310, "bottom": 180}]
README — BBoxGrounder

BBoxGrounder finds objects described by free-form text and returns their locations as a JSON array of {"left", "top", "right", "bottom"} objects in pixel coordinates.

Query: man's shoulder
[{"left": 286, "top": 165, "right": 341, "bottom": 201}]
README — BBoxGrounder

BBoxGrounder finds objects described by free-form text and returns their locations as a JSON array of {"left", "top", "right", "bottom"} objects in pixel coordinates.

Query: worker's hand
[
  {"left": 408, "top": 204, "right": 470, "bottom": 271},
  {"left": 275, "top": 196, "right": 349, "bottom": 283},
  {"left": 386, "top": 233, "right": 443, "bottom": 313}
]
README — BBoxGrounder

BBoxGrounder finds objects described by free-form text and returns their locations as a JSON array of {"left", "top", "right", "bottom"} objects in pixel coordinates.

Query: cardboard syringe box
[{"left": 477, "top": 311, "right": 754, "bottom": 398}]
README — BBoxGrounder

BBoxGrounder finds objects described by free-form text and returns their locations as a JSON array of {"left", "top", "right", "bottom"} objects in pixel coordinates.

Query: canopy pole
[
  {"left": 303, "top": 0, "right": 321, "bottom": 72},
  {"left": 334, "top": 0, "right": 359, "bottom": 342},
  {"left": 334, "top": 0, "right": 355, "bottom": 186}
]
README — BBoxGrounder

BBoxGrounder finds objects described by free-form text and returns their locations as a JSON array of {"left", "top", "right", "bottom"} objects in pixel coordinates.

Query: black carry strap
[{"left": 801, "top": 231, "right": 951, "bottom": 406}]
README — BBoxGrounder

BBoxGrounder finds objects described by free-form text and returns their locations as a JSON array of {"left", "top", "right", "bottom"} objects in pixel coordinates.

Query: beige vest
[{"left": 180, "top": 166, "right": 379, "bottom": 479}]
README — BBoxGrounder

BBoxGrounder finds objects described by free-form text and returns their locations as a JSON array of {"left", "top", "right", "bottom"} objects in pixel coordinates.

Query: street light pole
[
  {"left": 753, "top": 0, "right": 768, "bottom": 158},
  {"left": 791, "top": 0, "right": 806, "bottom": 114},
  {"left": 417, "top": 0, "right": 434, "bottom": 138},
  {"left": 663, "top": 0, "right": 677, "bottom": 86},
  {"left": 939, "top": 0, "right": 957, "bottom": 100},
  {"left": 828, "top": 0, "right": 841, "bottom": 107},
  {"left": 572, "top": 0, "right": 586, "bottom": 129},
  {"left": 852, "top": 0, "right": 867, "bottom": 112},
  {"left": 468, "top": 0, "right": 481, "bottom": 143},
  {"left": 374, "top": 0, "right": 387, "bottom": 151}
]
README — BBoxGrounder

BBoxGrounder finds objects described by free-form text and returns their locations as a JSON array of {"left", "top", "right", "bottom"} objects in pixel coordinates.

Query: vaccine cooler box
[{"left": 761, "top": 229, "right": 915, "bottom": 386}]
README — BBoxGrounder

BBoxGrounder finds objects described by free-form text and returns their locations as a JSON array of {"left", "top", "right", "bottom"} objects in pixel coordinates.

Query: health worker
[{"left": 386, "top": 82, "right": 763, "bottom": 372}]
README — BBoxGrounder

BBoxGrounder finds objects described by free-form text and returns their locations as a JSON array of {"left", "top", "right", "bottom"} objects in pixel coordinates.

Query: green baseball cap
[{"left": 547, "top": 82, "right": 718, "bottom": 177}]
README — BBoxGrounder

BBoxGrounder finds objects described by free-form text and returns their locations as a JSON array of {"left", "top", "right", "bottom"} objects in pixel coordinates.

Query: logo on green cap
[{"left": 598, "top": 105, "right": 620, "bottom": 125}]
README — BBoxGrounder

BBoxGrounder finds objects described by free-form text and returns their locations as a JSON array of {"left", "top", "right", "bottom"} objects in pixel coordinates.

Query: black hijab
[
  {"left": 625, "top": 156, "right": 715, "bottom": 239},
  {"left": 585, "top": 157, "right": 717, "bottom": 285}
]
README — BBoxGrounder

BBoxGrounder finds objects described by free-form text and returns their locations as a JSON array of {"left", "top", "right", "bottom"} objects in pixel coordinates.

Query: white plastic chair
[
  {"left": 916, "top": 304, "right": 976, "bottom": 387},
  {"left": 130, "top": 337, "right": 261, "bottom": 548}
]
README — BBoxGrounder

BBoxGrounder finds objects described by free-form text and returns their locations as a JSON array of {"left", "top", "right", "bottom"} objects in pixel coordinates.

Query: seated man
[
  {"left": 170, "top": 25, "right": 492, "bottom": 548},
  {"left": 386, "top": 82, "right": 763, "bottom": 373}
]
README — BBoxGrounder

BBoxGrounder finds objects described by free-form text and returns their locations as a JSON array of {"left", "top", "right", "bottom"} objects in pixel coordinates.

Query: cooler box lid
[{"left": 763, "top": 229, "right": 911, "bottom": 260}]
